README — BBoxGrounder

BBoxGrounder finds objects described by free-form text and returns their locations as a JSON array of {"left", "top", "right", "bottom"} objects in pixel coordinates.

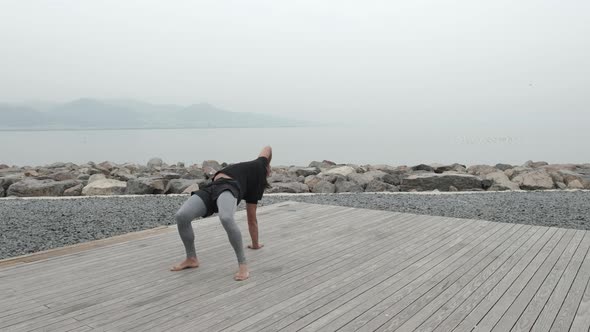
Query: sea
[{"left": 0, "top": 124, "right": 588, "bottom": 167}]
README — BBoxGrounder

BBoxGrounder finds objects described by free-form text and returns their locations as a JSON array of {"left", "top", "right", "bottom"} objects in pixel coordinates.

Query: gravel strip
[{"left": 1, "top": 191, "right": 589, "bottom": 260}]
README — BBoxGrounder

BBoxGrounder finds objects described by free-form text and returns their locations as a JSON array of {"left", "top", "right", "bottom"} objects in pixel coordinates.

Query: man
[{"left": 171, "top": 146, "right": 272, "bottom": 281}]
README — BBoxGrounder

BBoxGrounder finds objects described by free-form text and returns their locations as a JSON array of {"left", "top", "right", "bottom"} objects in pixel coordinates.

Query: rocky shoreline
[{"left": 1, "top": 159, "right": 589, "bottom": 198}]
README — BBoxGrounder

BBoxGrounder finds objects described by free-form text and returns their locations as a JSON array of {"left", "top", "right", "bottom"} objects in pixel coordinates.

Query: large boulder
[
  {"left": 147, "top": 157, "right": 164, "bottom": 169},
  {"left": 524, "top": 160, "right": 549, "bottom": 168},
  {"left": 182, "top": 166, "right": 206, "bottom": 180},
  {"left": 467, "top": 165, "right": 499, "bottom": 177},
  {"left": 165, "top": 179, "right": 201, "bottom": 194},
  {"left": 434, "top": 163, "right": 467, "bottom": 174},
  {"left": 64, "top": 183, "right": 84, "bottom": 196},
  {"left": 311, "top": 180, "right": 336, "bottom": 193},
  {"left": 159, "top": 172, "right": 182, "bottom": 180},
  {"left": 0, "top": 175, "right": 23, "bottom": 192},
  {"left": 324, "top": 166, "right": 356, "bottom": 177},
  {"left": 495, "top": 163, "right": 514, "bottom": 171},
  {"left": 309, "top": 160, "right": 336, "bottom": 169},
  {"left": 7, "top": 179, "right": 79, "bottom": 197},
  {"left": 365, "top": 180, "right": 399, "bottom": 192},
  {"left": 335, "top": 179, "right": 364, "bottom": 193},
  {"left": 88, "top": 174, "right": 107, "bottom": 183},
  {"left": 289, "top": 167, "right": 320, "bottom": 177},
  {"left": 558, "top": 169, "right": 590, "bottom": 189},
  {"left": 111, "top": 168, "right": 135, "bottom": 181},
  {"left": 411, "top": 164, "right": 435, "bottom": 172},
  {"left": 202, "top": 160, "right": 222, "bottom": 171},
  {"left": 49, "top": 170, "right": 77, "bottom": 181},
  {"left": 348, "top": 170, "right": 388, "bottom": 188},
  {"left": 269, "top": 173, "right": 295, "bottom": 183},
  {"left": 505, "top": 166, "right": 534, "bottom": 180},
  {"left": 126, "top": 177, "right": 167, "bottom": 194},
  {"left": 512, "top": 170, "right": 555, "bottom": 190},
  {"left": 400, "top": 173, "right": 483, "bottom": 191},
  {"left": 97, "top": 161, "right": 117, "bottom": 171},
  {"left": 267, "top": 182, "right": 309, "bottom": 194},
  {"left": 484, "top": 172, "right": 520, "bottom": 191},
  {"left": 182, "top": 183, "right": 200, "bottom": 194},
  {"left": 82, "top": 179, "right": 127, "bottom": 195},
  {"left": 0, "top": 186, "right": 4, "bottom": 197}
]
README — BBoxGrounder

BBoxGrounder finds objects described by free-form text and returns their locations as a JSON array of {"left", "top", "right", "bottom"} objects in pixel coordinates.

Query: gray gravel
[{"left": 1, "top": 191, "right": 589, "bottom": 260}]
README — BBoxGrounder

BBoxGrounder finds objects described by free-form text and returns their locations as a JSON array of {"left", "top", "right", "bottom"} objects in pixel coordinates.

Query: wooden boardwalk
[{"left": 2, "top": 201, "right": 590, "bottom": 331}]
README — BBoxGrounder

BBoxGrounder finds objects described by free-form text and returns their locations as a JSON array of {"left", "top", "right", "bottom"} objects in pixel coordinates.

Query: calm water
[{"left": 0, "top": 125, "right": 587, "bottom": 167}]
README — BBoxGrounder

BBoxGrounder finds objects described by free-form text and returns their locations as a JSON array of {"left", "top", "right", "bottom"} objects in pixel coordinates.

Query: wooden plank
[
  {"left": 349, "top": 224, "right": 523, "bottom": 332},
  {"left": 510, "top": 230, "right": 585, "bottom": 332},
  {"left": 452, "top": 227, "right": 565, "bottom": 331},
  {"left": 170, "top": 219, "right": 494, "bottom": 332},
  {"left": 97, "top": 213, "right": 458, "bottom": 331},
  {"left": 439, "top": 226, "right": 557, "bottom": 332}
]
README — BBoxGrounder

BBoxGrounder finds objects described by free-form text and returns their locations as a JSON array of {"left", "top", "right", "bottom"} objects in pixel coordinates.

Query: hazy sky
[{"left": 1, "top": 0, "right": 588, "bottom": 123}]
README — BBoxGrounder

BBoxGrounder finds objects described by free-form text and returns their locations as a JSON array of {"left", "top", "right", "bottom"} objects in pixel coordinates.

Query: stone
[
  {"left": 7, "top": 179, "right": 79, "bottom": 197},
  {"left": 165, "top": 179, "right": 200, "bottom": 194},
  {"left": 182, "top": 167, "right": 206, "bottom": 180},
  {"left": 159, "top": 172, "right": 182, "bottom": 180},
  {"left": 382, "top": 173, "right": 402, "bottom": 185},
  {"left": 556, "top": 182, "right": 567, "bottom": 190},
  {"left": 111, "top": 168, "right": 135, "bottom": 181},
  {"left": 524, "top": 160, "right": 549, "bottom": 168},
  {"left": 449, "top": 186, "right": 459, "bottom": 192},
  {"left": 324, "top": 166, "right": 356, "bottom": 177},
  {"left": 77, "top": 174, "right": 90, "bottom": 181},
  {"left": 0, "top": 164, "right": 9, "bottom": 169},
  {"left": 400, "top": 173, "right": 483, "bottom": 192},
  {"left": 147, "top": 157, "right": 164, "bottom": 169},
  {"left": 559, "top": 170, "right": 590, "bottom": 189},
  {"left": 335, "top": 179, "right": 364, "bottom": 193},
  {"left": 348, "top": 170, "right": 388, "bottom": 187},
  {"left": 24, "top": 170, "right": 40, "bottom": 177},
  {"left": 177, "top": 162, "right": 185, "bottom": 168},
  {"left": 202, "top": 166, "right": 218, "bottom": 178},
  {"left": 269, "top": 173, "right": 294, "bottom": 183},
  {"left": 45, "top": 162, "right": 67, "bottom": 169},
  {"left": 467, "top": 165, "right": 499, "bottom": 176},
  {"left": 202, "top": 160, "right": 222, "bottom": 171},
  {"left": 434, "top": 163, "right": 467, "bottom": 174},
  {"left": 182, "top": 183, "right": 200, "bottom": 194},
  {"left": 49, "top": 171, "right": 77, "bottom": 181},
  {"left": 567, "top": 180, "right": 584, "bottom": 189},
  {"left": 64, "top": 183, "right": 84, "bottom": 196},
  {"left": 0, "top": 175, "right": 24, "bottom": 192},
  {"left": 88, "top": 174, "right": 107, "bottom": 183},
  {"left": 311, "top": 180, "right": 336, "bottom": 193},
  {"left": 365, "top": 180, "right": 399, "bottom": 192},
  {"left": 82, "top": 179, "right": 127, "bottom": 196},
  {"left": 126, "top": 177, "right": 167, "bottom": 195},
  {"left": 513, "top": 170, "right": 555, "bottom": 190},
  {"left": 495, "top": 163, "right": 514, "bottom": 171},
  {"left": 79, "top": 167, "right": 104, "bottom": 175},
  {"left": 304, "top": 175, "right": 323, "bottom": 189},
  {"left": 309, "top": 160, "right": 336, "bottom": 169},
  {"left": 484, "top": 172, "right": 520, "bottom": 191},
  {"left": 267, "top": 182, "right": 310, "bottom": 194},
  {"left": 98, "top": 161, "right": 117, "bottom": 171},
  {"left": 289, "top": 167, "right": 320, "bottom": 177},
  {"left": 505, "top": 166, "right": 533, "bottom": 180},
  {"left": 411, "top": 164, "right": 435, "bottom": 172}
]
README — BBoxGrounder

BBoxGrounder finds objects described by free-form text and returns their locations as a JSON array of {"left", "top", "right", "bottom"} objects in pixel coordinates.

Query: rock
[
  {"left": 0, "top": 175, "right": 24, "bottom": 192},
  {"left": 434, "top": 163, "right": 467, "bottom": 174},
  {"left": 559, "top": 170, "right": 590, "bottom": 189},
  {"left": 49, "top": 171, "right": 77, "bottom": 181},
  {"left": 348, "top": 170, "right": 388, "bottom": 187},
  {"left": 64, "top": 183, "right": 84, "bottom": 196},
  {"left": 382, "top": 173, "right": 402, "bottom": 186},
  {"left": 24, "top": 170, "right": 40, "bottom": 177},
  {"left": 467, "top": 165, "right": 499, "bottom": 176},
  {"left": 82, "top": 179, "right": 127, "bottom": 196},
  {"left": 411, "top": 164, "right": 435, "bottom": 172},
  {"left": 482, "top": 179, "right": 493, "bottom": 190},
  {"left": 324, "top": 166, "right": 356, "bottom": 177},
  {"left": 365, "top": 180, "right": 399, "bottom": 192},
  {"left": 335, "top": 179, "right": 364, "bottom": 193},
  {"left": 165, "top": 179, "right": 200, "bottom": 194},
  {"left": 512, "top": 170, "right": 555, "bottom": 190},
  {"left": 449, "top": 186, "right": 458, "bottom": 192},
  {"left": 289, "top": 167, "right": 320, "bottom": 177},
  {"left": 0, "top": 164, "right": 9, "bottom": 169},
  {"left": 147, "top": 157, "right": 164, "bottom": 169},
  {"left": 111, "top": 168, "right": 135, "bottom": 181},
  {"left": 309, "top": 160, "right": 336, "bottom": 169},
  {"left": 79, "top": 167, "right": 104, "bottom": 175},
  {"left": 182, "top": 167, "right": 206, "bottom": 180},
  {"left": 556, "top": 182, "right": 567, "bottom": 190},
  {"left": 88, "top": 174, "right": 107, "bottom": 183},
  {"left": 524, "top": 160, "right": 549, "bottom": 168},
  {"left": 267, "top": 182, "right": 310, "bottom": 194},
  {"left": 159, "top": 172, "right": 182, "bottom": 180},
  {"left": 7, "top": 179, "right": 79, "bottom": 197},
  {"left": 542, "top": 164, "right": 578, "bottom": 173},
  {"left": 400, "top": 173, "right": 483, "bottom": 192},
  {"left": 568, "top": 180, "right": 584, "bottom": 189},
  {"left": 269, "top": 173, "right": 294, "bottom": 183},
  {"left": 202, "top": 160, "right": 222, "bottom": 171},
  {"left": 304, "top": 175, "right": 323, "bottom": 189},
  {"left": 45, "top": 162, "right": 67, "bottom": 169},
  {"left": 77, "top": 174, "right": 90, "bottom": 181},
  {"left": 495, "top": 163, "right": 514, "bottom": 171},
  {"left": 311, "top": 180, "right": 336, "bottom": 193},
  {"left": 98, "top": 161, "right": 117, "bottom": 171},
  {"left": 505, "top": 167, "right": 533, "bottom": 180},
  {"left": 177, "top": 162, "right": 185, "bottom": 168},
  {"left": 484, "top": 172, "right": 520, "bottom": 191},
  {"left": 182, "top": 183, "right": 200, "bottom": 194},
  {"left": 202, "top": 166, "right": 218, "bottom": 178},
  {"left": 126, "top": 177, "right": 167, "bottom": 195}
]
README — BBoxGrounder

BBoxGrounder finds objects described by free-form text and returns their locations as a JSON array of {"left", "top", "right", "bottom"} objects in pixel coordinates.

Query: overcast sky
[{"left": 1, "top": 0, "right": 588, "bottom": 123}]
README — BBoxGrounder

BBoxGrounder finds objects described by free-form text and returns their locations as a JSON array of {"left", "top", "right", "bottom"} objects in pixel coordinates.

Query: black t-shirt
[{"left": 215, "top": 156, "right": 269, "bottom": 204}]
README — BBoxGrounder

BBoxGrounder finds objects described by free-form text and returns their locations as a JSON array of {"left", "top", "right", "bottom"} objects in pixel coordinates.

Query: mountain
[{"left": 0, "top": 99, "right": 312, "bottom": 130}]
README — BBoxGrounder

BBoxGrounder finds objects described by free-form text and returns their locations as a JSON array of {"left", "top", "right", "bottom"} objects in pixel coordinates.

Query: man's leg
[
  {"left": 216, "top": 191, "right": 248, "bottom": 281},
  {"left": 171, "top": 194, "right": 208, "bottom": 271}
]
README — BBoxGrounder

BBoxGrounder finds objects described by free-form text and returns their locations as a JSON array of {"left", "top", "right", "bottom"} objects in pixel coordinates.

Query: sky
[{"left": 1, "top": 0, "right": 589, "bottom": 124}]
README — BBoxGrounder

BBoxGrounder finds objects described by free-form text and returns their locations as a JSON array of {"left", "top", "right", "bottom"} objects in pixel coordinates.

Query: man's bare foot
[
  {"left": 248, "top": 243, "right": 264, "bottom": 249},
  {"left": 234, "top": 264, "right": 249, "bottom": 281},
  {"left": 170, "top": 257, "right": 199, "bottom": 271}
]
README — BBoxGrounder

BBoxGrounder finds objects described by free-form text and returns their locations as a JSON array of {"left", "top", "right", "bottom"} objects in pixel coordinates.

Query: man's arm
[{"left": 246, "top": 203, "right": 264, "bottom": 249}]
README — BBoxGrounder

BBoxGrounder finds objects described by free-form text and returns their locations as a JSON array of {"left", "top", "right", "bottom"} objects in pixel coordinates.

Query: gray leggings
[{"left": 175, "top": 191, "right": 246, "bottom": 264}]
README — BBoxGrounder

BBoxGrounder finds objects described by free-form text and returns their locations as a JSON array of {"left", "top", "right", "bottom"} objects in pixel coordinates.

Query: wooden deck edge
[{"left": 0, "top": 226, "right": 174, "bottom": 268}]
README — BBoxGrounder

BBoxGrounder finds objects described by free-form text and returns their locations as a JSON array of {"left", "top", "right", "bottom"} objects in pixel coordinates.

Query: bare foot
[
  {"left": 234, "top": 264, "right": 249, "bottom": 281},
  {"left": 170, "top": 257, "right": 199, "bottom": 271},
  {"left": 248, "top": 243, "right": 264, "bottom": 250}
]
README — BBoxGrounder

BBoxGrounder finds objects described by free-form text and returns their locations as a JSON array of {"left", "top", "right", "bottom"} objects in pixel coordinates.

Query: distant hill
[{"left": 0, "top": 99, "right": 312, "bottom": 130}]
